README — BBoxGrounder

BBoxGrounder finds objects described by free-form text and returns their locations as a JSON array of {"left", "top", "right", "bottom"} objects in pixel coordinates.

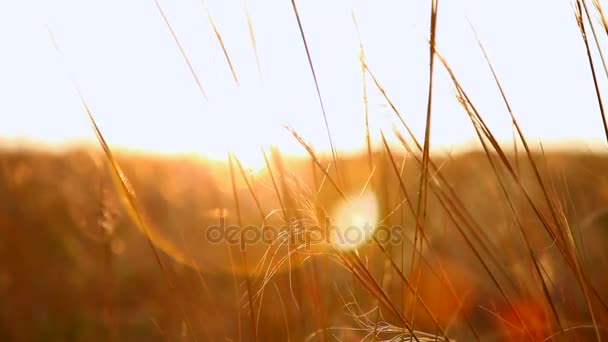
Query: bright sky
[{"left": 1, "top": 0, "right": 607, "bottom": 166}]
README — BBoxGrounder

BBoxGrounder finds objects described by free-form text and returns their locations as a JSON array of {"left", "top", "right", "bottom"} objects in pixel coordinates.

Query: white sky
[{"left": 1, "top": 0, "right": 607, "bottom": 165}]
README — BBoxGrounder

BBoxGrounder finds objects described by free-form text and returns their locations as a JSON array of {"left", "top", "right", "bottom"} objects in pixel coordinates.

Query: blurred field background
[
  {"left": 3, "top": 0, "right": 608, "bottom": 341},
  {"left": 1, "top": 146, "right": 608, "bottom": 340}
]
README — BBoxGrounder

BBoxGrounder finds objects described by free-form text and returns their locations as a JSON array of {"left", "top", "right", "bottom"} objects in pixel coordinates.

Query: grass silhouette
[{"left": 2, "top": 0, "right": 608, "bottom": 341}]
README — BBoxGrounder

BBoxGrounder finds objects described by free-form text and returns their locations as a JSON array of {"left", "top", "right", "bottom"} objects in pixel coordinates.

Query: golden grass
[{"left": 6, "top": 0, "right": 608, "bottom": 340}]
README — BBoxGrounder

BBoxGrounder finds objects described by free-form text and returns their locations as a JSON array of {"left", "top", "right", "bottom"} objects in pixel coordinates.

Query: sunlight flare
[{"left": 329, "top": 189, "right": 379, "bottom": 251}]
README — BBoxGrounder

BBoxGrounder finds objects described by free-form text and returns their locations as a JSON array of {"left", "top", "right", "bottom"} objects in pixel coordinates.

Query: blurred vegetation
[{"left": 0, "top": 147, "right": 607, "bottom": 340}]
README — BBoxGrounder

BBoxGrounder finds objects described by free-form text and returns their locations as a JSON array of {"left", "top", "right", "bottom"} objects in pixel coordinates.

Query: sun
[{"left": 329, "top": 189, "right": 380, "bottom": 251}]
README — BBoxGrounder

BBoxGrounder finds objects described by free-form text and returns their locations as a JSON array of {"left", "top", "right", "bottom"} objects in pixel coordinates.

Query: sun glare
[
  {"left": 1, "top": 0, "right": 606, "bottom": 165},
  {"left": 329, "top": 190, "right": 379, "bottom": 251}
]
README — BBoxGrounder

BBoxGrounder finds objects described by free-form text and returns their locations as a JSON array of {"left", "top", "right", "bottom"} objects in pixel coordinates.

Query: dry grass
[{"left": 2, "top": 0, "right": 608, "bottom": 341}]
